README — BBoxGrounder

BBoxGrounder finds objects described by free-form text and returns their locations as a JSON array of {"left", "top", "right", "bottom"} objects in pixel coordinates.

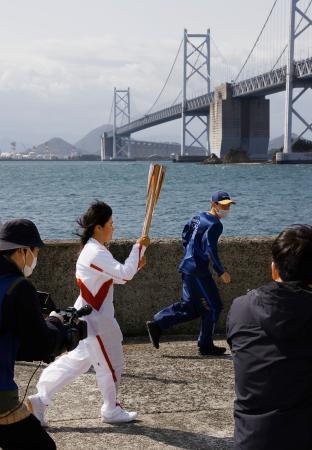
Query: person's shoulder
[
  {"left": 11, "top": 276, "right": 35, "bottom": 294},
  {"left": 229, "top": 289, "right": 259, "bottom": 319},
  {"left": 80, "top": 239, "right": 110, "bottom": 257},
  {"left": 188, "top": 213, "right": 201, "bottom": 224},
  {"left": 201, "top": 213, "right": 222, "bottom": 231},
  {"left": 7, "top": 277, "right": 38, "bottom": 311},
  {"left": 200, "top": 212, "right": 218, "bottom": 222}
]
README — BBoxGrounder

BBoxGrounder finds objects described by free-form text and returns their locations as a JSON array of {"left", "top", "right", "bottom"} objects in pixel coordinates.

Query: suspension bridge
[{"left": 101, "top": 0, "right": 312, "bottom": 163}]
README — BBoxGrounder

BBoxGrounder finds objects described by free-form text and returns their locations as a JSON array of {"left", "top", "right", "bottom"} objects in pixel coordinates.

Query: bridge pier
[
  {"left": 101, "top": 133, "right": 113, "bottom": 160},
  {"left": 101, "top": 134, "right": 135, "bottom": 160},
  {"left": 210, "top": 83, "right": 269, "bottom": 160}
]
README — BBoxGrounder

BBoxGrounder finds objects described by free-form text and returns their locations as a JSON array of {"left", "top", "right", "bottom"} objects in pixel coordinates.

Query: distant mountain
[
  {"left": 32, "top": 137, "right": 81, "bottom": 158},
  {"left": 74, "top": 124, "right": 204, "bottom": 158},
  {"left": 268, "top": 133, "right": 298, "bottom": 152},
  {"left": 75, "top": 124, "right": 112, "bottom": 155}
]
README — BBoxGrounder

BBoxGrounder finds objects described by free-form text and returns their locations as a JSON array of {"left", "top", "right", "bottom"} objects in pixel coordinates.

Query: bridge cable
[
  {"left": 145, "top": 38, "right": 183, "bottom": 115},
  {"left": 170, "top": 41, "right": 203, "bottom": 107},
  {"left": 234, "top": 0, "right": 279, "bottom": 82},
  {"left": 210, "top": 34, "right": 229, "bottom": 69},
  {"left": 210, "top": 34, "right": 235, "bottom": 84},
  {"left": 171, "top": 89, "right": 182, "bottom": 106},
  {"left": 271, "top": 0, "right": 312, "bottom": 71}
]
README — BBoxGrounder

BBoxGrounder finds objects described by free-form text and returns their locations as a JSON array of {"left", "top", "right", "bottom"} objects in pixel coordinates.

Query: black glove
[{"left": 63, "top": 320, "right": 88, "bottom": 352}]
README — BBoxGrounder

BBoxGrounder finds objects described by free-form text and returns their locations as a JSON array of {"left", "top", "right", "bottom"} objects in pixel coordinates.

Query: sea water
[{"left": 0, "top": 160, "right": 311, "bottom": 240}]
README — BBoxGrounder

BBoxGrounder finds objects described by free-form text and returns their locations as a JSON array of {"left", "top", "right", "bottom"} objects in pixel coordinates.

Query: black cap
[{"left": 0, "top": 219, "right": 45, "bottom": 251}]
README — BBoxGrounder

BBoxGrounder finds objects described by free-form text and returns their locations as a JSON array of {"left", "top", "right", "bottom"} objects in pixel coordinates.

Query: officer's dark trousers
[
  {"left": 153, "top": 273, "right": 223, "bottom": 349},
  {"left": 0, "top": 414, "right": 56, "bottom": 450}
]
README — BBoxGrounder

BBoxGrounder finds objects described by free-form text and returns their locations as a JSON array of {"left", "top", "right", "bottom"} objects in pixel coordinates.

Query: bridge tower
[
  {"left": 113, "top": 87, "right": 131, "bottom": 159},
  {"left": 283, "top": 0, "right": 312, "bottom": 157},
  {"left": 181, "top": 29, "right": 211, "bottom": 156}
]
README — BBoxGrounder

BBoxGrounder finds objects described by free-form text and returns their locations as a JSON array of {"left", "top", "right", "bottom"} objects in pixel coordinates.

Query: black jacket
[
  {"left": 227, "top": 281, "right": 312, "bottom": 450},
  {"left": 0, "top": 254, "right": 64, "bottom": 362}
]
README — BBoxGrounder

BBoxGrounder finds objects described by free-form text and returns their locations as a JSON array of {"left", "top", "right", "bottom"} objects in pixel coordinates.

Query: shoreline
[{"left": 0, "top": 159, "right": 272, "bottom": 164}]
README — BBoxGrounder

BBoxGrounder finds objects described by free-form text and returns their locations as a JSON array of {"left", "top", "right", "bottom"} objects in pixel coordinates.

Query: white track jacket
[{"left": 74, "top": 238, "right": 144, "bottom": 337}]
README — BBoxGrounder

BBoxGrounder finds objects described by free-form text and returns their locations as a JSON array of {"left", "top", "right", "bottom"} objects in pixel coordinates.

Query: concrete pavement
[{"left": 16, "top": 337, "right": 235, "bottom": 449}]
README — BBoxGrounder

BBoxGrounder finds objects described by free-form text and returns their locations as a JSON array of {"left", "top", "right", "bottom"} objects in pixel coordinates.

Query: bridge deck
[{"left": 107, "top": 57, "right": 312, "bottom": 138}]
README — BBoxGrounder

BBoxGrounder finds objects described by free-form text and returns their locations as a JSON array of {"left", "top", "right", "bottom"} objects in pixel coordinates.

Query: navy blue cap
[
  {"left": 0, "top": 219, "right": 45, "bottom": 251},
  {"left": 211, "top": 191, "right": 236, "bottom": 205}
]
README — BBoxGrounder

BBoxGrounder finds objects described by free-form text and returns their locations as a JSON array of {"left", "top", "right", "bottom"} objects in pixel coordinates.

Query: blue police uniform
[{"left": 153, "top": 212, "right": 224, "bottom": 349}]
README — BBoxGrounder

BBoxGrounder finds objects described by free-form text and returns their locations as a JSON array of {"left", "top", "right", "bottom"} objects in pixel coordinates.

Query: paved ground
[{"left": 15, "top": 337, "right": 235, "bottom": 449}]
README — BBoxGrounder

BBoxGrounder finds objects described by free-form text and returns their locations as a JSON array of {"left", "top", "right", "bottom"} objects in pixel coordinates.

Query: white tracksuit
[{"left": 36, "top": 238, "right": 144, "bottom": 416}]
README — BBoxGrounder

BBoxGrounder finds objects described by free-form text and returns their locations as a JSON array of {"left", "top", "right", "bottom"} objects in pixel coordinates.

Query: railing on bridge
[
  {"left": 107, "top": 92, "right": 215, "bottom": 137},
  {"left": 295, "top": 56, "right": 312, "bottom": 79},
  {"left": 232, "top": 57, "right": 312, "bottom": 97}
]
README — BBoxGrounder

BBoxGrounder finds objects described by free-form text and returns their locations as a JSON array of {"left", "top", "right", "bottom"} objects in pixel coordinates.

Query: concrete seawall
[{"left": 32, "top": 237, "right": 274, "bottom": 335}]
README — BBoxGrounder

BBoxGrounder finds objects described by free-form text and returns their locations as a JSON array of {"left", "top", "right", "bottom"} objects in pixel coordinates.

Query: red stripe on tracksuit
[
  {"left": 90, "top": 263, "right": 103, "bottom": 272},
  {"left": 137, "top": 244, "right": 142, "bottom": 270},
  {"left": 96, "top": 335, "right": 117, "bottom": 382},
  {"left": 77, "top": 278, "right": 113, "bottom": 311}
]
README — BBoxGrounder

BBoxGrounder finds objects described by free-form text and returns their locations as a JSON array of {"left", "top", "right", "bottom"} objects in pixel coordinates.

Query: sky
[{"left": 0, "top": 0, "right": 311, "bottom": 149}]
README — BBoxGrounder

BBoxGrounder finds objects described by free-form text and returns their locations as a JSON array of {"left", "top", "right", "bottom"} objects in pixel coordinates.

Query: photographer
[
  {"left": 0, "top": 219, "right": 73, "bottom": 450},
  {"left": 227, "top": 224, "right": 312, "bottom": 450}
]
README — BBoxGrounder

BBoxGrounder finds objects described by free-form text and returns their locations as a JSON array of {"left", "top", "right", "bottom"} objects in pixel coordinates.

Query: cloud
[
  {"left": 0, "top": 32, "right": 310, "bottom": 145},
  {"left": 0, "top": 36, "right": 180, "bottom": 97},
  {"left": 0, "top": 35, "right": 190, "bottom": 142}
]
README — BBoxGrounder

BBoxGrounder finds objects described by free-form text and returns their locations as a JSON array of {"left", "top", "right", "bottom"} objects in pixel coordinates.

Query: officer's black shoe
[
  {"left": 146, "top": 321, "right": 161, "bottom": 349},
  {"left": 199, "top": 344, "right": 226, "bottom": 356}
]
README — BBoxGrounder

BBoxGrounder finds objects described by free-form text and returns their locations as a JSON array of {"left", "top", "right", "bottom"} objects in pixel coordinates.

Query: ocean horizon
[{"left": 1, "top": 160, "right": 311, "bottom": 240}]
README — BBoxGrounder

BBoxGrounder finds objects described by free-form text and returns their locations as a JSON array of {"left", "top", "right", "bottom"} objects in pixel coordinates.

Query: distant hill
[
  {"left": 75, "top": 124, "right": 112, "bottom": 155},
  {"left": 268, "top": 133, "right": 298, "bottom": 152},
  {"left": 32, "top": 137, "right": 81, "bottom": 158},
  {"left": 75, "top": 123, "right": 204, "bottom": 158}
]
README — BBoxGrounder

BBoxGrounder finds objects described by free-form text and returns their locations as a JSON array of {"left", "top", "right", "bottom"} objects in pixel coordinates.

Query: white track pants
[{"left": 36, "top": 332, "right": 123, "bottom": 415}]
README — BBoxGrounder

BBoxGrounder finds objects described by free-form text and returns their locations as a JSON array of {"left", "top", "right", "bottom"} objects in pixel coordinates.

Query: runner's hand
[
  {"left": 137, "top": 236, "right": 150, "bottom": 247},
  {"left": 220, "top": 272, "right": 231, "bottom": 284}
]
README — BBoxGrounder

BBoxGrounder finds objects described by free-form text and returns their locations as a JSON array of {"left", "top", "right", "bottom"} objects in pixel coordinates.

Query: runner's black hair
[{"left": 76, "top": 200, "right": 112, "bottom": 247}]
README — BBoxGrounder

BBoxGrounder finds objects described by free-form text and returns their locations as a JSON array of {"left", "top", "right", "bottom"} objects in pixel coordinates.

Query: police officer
[
  {"left": 146, "top": 191, "right": 235, "bottom": 355},
  {"left": 0, "top": 219, "right": 70, "bottom": 449}
]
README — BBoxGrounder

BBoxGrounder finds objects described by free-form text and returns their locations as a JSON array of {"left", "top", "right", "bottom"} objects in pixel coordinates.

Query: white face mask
[
  {"left": 23, "top": 249, "right": 37, "bottom": 277},
  {"left": 217, "top": 208, "right": 230, "bottom": 219}
]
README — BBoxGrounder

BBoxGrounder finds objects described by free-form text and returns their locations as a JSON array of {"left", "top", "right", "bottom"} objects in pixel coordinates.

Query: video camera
[
  {"left": 37, "top": 291, "right": 92, "bottom": 357},
  {"left": 55, "top": 304, "right": 92, "bottom": 352}
]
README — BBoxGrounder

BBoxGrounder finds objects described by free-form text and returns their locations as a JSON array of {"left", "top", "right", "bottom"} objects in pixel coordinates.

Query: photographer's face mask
[{"left": 23, "top": 248, "right": 37, "bottom": 277}]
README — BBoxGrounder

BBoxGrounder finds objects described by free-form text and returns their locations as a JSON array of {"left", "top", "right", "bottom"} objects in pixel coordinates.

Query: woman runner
[{"left": 27, "top": 200, "right": 149, "bottom": 424}]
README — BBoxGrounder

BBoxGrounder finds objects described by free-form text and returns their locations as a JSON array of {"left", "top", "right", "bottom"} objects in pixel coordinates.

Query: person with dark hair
[
  {"left": 28, "top": 201, "right": 150, "bottom": 424},
  {"left": 0, "top": 219, "right": 72, "bottom": 450},
  {"left": 227, "top": 224, "right": 312, "bottom": 450},
  {"left": 147, "top": 191, "right": 235, "bottom": 355}
]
